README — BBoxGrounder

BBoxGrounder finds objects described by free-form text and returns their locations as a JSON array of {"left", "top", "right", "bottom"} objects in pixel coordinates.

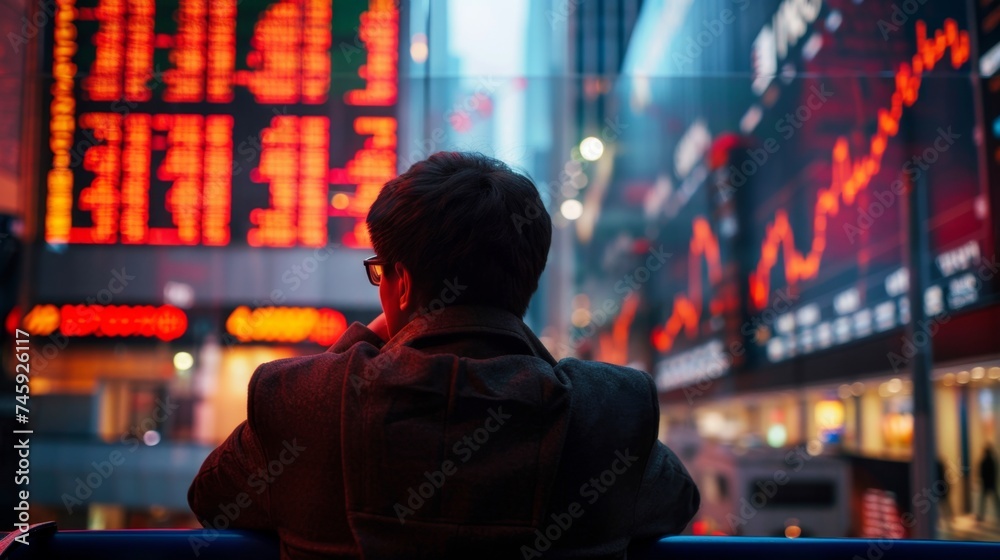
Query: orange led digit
[
  {"left": 125, "top": 0, "right": 155, "bottom": 101},
  {"left": 163, "top": 0, "right": 207, "bottom": 102},
  {"left": 330, "top": 116, "right": 397, "bottom": 248},
  {"left": 203, "top": 114, "right": 234, "bottom": 245},
  {"left": 225, "top": 306, "right": 347, "bottom": 344},
  {"left": 298, "top": 116, "right": 330, "bottom": 247},
  {"left": 236, "top": 0, "right": 303, "bottom": 104},
  {"left": 302, "top": 0, "right": 332, "bottom": 103},
  {"left": 18, "top": 305, "right": 61, "bottom": 337},
  {"left": 249, "top": 116, "right": 299, "bottom": 247},
  {"left": 152, "top": 305, "right": 188, "bottom": 340},
  {"left": 152, "top": 114, "right": 204, "bottom": 244},
  {"left": 83, "top": 0, "right": 126, "bottom": 101},
  {"left": 310, "top": 308, "right": 348, "bottom": 346},
  {"left": 121, "top": 113, "right": 152, "bottom": 243},
  {"left": 73, "top": 113, "right": 123, "bottom": 244},
  {"left": 207, "top": 0, "right": 237, "bottom": 102},
  {"left": 345, "top": 0, "right": 398, "bottom": 106},
  {"left": 54, "top": 304, "right": 188, "bottom": 340},
  {"left": 46, "top": 0, "right": 79, "bottom": 244}
]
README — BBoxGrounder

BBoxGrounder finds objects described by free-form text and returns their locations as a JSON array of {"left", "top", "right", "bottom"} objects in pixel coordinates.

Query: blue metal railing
[{"left": 4, "top": 527, "right": 1000, "bottom": 560}]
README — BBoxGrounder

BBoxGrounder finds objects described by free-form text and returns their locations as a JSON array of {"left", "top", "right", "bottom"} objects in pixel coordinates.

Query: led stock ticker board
[
  {"left": 643, "top": 4, "right": 992, "bottom": 386},
  {"left": 44, "top": 0, "right": 398, "bottom": 249},
  {"left": 744, "top": 18, "right": 980, "bottom": 365}
]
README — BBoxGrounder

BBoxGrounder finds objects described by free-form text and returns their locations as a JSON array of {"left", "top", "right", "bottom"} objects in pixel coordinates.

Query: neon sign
[
  {"left": 6, "top": 304, "right": 188, "bottom": 341},
  {"left": 225, "top": 306, "right": 348, "bottom": 345}
]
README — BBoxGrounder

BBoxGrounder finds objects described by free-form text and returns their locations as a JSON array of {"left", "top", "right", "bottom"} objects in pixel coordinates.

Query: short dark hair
[{"left": 366, "top": 152, "right": 551, "bottom": 317}]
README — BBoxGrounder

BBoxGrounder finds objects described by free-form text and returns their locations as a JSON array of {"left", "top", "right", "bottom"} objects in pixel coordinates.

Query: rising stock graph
[
  {"left": 648, "top": 19, "right": 971, "bottom": 361},
  {"left": 748, "top": 20, "right": 970, "bottom": 310}
]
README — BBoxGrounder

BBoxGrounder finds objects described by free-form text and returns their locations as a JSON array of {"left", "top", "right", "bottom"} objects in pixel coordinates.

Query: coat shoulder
[
  {"left": 246, "top": 351, "right": 362, "bottom": 413},
  {"left": 554, "top": 357, "right": 656, "bottom": 397}
]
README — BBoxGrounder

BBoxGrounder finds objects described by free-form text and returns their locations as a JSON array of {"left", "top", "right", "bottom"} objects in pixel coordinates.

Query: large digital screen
[
  {"left": 31, "top": 0, "right": 397, "bottom": 311},
  {"left": 588, "top": 0, "right": 997, "bottom": 384},
  {"left": 740, "top": 0, "right": 991, "bottom": 366},
  {"left": 44, "top": 0, "right": 396, "bottom": 248}
]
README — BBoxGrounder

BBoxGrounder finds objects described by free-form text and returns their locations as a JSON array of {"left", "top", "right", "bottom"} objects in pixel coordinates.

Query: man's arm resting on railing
[
  {"left": 631, "top": 441, "right": 700, "bottom": 540},
  {"left": 188, "top": 366, "right": 273, "bottom": 531}
]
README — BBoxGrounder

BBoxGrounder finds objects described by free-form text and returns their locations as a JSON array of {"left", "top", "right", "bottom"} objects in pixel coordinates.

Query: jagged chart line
[
  {"left": 599, "top": 293, "right": 640, "bottom": 365},
  {"left": 647, "top": 20, "right": 969, "bottom": 354},
  {"left": 749, "top": 19, "right": 969, "bottom": 309},
  {"left": 650, "top": 217, "right": 723, "bottom": 352}
]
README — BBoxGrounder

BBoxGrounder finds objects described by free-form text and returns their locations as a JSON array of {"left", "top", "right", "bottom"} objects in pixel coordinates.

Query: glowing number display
[
  {"left": 44, "top": 0, "right": 398, "bottom": 248},
  {"left": 5, "top": 304, "right": 189, "bottom": 341},
  {"left": 225, "top": 306, "right": 348, "bottom": 345}
]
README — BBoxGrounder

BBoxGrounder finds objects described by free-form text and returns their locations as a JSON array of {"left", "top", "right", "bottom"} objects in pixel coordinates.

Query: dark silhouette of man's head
[{"left": 367, "top": 152, "right": 552, "bottom": 336}]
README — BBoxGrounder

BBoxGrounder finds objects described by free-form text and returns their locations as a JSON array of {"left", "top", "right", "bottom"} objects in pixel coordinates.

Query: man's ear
[{"left": 395, "top": 262, "right": 412, "bottom": 311}]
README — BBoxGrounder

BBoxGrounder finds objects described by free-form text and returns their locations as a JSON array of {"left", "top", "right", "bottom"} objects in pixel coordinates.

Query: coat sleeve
[
  {"left": 630, "top": 376, "right": 700, "bottom": 540},
  {"left": 631, "top": 440, "right": 700, "bottom": 538},
  {"left": 188, "top": 366, "right": 272, "bottom": 530},
  {"left": 187, "top": 323, "right": 383, "bottom": 530}
]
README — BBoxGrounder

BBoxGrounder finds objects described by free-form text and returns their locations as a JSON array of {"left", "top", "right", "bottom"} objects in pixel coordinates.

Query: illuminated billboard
[
  {"left": 590, "top": 0, "right": 996, "bottom": 386},
  {"left": 31, "top": 0, "right": 397, "bottom": 311}
]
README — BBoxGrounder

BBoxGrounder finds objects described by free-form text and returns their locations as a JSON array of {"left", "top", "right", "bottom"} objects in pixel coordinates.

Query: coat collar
[{"left": 381, "top": 305, "right": 558, "bottom": 366}]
